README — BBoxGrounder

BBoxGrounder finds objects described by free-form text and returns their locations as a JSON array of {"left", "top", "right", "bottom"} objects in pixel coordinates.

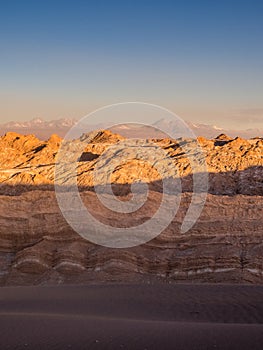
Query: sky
[{"left": 0, "top": 0, "right": 262, "bottom": 129}]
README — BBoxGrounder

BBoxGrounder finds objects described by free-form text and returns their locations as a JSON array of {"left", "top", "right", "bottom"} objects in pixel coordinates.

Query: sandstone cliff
[{"left": 0, "top": 131, "right": 262, "bottom": 285}]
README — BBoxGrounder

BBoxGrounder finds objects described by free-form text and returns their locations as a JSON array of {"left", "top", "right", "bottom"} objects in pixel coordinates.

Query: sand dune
[{"left": 0, "top": 283, "right": 262, "bottom": 349}]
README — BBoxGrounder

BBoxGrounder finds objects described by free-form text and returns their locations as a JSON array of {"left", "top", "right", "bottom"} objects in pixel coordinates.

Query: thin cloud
[{"left": 232, "top": 109, "right": 263, "bottom": 124}]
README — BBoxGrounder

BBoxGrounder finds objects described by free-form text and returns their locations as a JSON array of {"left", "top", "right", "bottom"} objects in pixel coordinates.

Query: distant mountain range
[
  {"left": 2, "top": 117, "right": 77, "bottom": 130},
  {"left": 0, "top": 117, "right": 262, "bottom": 140},
  {"left": 153, "top": 118, "right": 262, "bottom": 139},
  {"left": 0, "top": 118, "right": 78, "bottom": 140}
]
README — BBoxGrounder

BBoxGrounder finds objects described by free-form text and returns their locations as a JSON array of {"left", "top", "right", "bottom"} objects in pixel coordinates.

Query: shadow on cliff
[{"left": 0, "top": 165, "right": 262, "bottom": 196}]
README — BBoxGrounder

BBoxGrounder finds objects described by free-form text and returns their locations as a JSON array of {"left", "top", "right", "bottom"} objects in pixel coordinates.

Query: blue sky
[{"left": 0, "top": 0, "right": 262, "bottom": 128}]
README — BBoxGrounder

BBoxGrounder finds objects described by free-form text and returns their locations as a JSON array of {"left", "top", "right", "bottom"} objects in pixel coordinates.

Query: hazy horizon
[{"left": 1, "top": 113, "right": 263, "bottom": 132}]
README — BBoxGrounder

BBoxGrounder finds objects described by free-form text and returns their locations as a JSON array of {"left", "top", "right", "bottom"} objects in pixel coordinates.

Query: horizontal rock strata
[{"left": 0, "top": 131, "right": 262, "bottom": 285}]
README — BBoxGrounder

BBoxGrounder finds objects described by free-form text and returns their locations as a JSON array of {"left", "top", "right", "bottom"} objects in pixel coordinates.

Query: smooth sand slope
[{"left": 0, "top": 283, "right": 262, "bottom": 349}]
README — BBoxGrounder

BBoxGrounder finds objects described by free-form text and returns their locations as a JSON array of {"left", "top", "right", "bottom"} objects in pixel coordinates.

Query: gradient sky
[{"left": 0, "top": 0, "right": 263, "bottom": 129}]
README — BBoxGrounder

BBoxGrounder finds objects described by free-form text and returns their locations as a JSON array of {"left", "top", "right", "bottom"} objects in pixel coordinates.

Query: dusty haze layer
[{"left": 0, "top": 131, "right": 262, "bottom": 285}]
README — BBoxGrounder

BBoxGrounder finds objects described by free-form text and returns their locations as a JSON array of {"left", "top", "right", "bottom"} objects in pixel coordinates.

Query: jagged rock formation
[
  {"left": 0, "top": 131, "right": 262, "bottom": 195},
  {"left": 0, "top": 131, "right": 262, "bottom": 285}
]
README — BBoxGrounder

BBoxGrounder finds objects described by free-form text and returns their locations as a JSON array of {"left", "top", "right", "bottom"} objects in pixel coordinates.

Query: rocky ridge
[{"left": 0, "top": 131, "right": 262, "bottom": 285}]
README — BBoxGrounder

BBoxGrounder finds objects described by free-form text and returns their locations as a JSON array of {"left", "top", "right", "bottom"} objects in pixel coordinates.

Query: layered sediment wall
[{"left": 0, "top": 131, "right": 262, "bottom": 285}]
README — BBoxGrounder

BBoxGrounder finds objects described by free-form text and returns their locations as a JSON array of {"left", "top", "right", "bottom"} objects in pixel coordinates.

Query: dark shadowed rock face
[{"left": 0, "top": 131, "right": 262, "bottom": 285}]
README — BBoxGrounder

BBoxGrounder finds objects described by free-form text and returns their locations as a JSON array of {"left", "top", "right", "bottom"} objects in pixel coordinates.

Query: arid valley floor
[{"left": 0, "top": 130, "right": 262, "bottom": 349}]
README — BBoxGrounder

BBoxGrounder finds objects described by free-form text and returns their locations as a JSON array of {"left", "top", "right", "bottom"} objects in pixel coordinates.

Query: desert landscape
[
  {"left": 0, "top": 130, "right": 262, "bottom": 285},
  {"left": 0, "top": 129, "right": 262, "bottom": 349},
  {"left": 1, "top": 1, "right": 263, "bottom": 348}
]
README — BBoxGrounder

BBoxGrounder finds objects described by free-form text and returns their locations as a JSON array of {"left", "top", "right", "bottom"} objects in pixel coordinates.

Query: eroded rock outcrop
[
  {"left": 0, "top": 131, "right": 262, "bottom": 195},
  {"left": 0, "top": 131, "right": 262, "bottom": 285}
]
